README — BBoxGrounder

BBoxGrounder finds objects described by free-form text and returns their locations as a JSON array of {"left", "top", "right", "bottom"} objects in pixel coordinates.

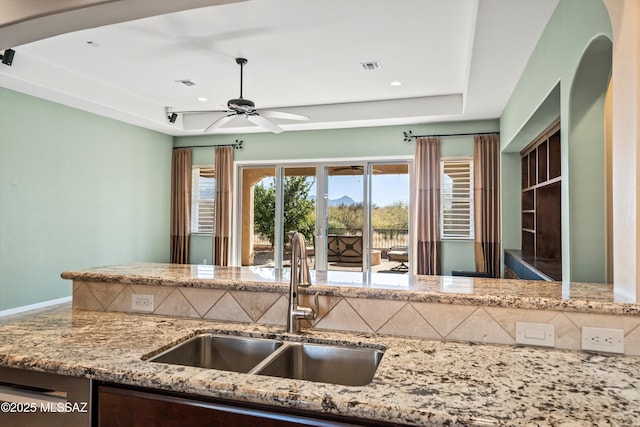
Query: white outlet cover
[
  {"left": 582, "top": 326, "right": 624, "bottom": 354},
  {"left": 515, "top": 321, "right": 555, "bottom": 347},
  {"left": 132, "top": 294, "right": 154, "bottom": 313}
]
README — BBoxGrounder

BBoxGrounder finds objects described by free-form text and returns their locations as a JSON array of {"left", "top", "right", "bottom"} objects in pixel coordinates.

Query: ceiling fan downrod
[{"left": 236, "top": 57, "right": 247, "bottom": 99}]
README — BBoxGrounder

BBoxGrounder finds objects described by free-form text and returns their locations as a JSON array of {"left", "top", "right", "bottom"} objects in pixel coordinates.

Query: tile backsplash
[{"left": 73, "top": 280, "right": 640, "bottom": 355}]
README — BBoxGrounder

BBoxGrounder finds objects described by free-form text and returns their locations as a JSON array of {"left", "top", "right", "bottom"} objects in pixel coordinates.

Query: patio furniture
[
  {"left": 388, "top": 246, "right": 409, "bottom": 271},
  {"left": 371, "top": 250, "right": 381, "bottom": 266},
  {"left": 327, "top": 235, "right": 363, "bottom": 264}
]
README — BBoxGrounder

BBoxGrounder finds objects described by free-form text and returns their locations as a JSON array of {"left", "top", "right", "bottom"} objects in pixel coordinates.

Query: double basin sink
[{"left": 147, "top": 334, "right": 384, "bottom": 386}]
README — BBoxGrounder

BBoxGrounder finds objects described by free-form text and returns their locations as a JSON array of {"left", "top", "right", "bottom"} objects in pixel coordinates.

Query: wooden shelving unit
[{"left": 520, "top": 121, "right": 562, "bottom": 280}]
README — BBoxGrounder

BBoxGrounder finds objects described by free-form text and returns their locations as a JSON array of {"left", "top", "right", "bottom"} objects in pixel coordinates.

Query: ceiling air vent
[
  {"left": 360, "top": 61, "right": 381, "bottom": 70},
  {"left": 175, "top": 79, "right": 196, "bottom": 86}
]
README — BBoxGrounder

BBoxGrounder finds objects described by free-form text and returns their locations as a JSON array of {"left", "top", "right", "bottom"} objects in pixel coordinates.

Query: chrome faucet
[{"left": 287, "top": 232, "right": 318, "bottom": 333}]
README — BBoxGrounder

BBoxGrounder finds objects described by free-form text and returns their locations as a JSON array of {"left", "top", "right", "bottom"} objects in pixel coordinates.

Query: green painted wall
[
  {"left": 0, "top": 88, "right": 172, "bottom": 311},
  {"left": 500, "top": 0, "right": 611, "bottom": 148},
  {"left": 568, "top": 36, "right": 611, "bottom": 283},
  {"left": 177, "top": 119, "right": 498, "bottom": 274},
  {"left": 176, "top": 120, "right": 497, "bottom": 161},
  {"left": 500, "top": 0, "right": 612, "bottom": 282}
]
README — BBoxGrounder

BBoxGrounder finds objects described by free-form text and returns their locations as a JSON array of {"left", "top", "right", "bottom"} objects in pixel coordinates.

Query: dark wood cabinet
[
  {"left": 97, "top": 384, "right": 393, "bottom": 427},
  {"left": 520, "top": 121, "right": 562, "bottom": 280}
]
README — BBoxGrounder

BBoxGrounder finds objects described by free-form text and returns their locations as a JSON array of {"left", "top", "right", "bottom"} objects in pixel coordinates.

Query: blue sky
[
  {"left": 259, "top": 174, "right": 409, "bottom": 207},
  {"left": 324, "top": 174, "right": 408, "bottom": 207}
]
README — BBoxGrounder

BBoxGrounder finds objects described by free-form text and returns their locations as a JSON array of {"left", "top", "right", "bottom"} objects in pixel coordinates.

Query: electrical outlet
[
  {"left": 132, "top": 294, "right": 154, "bottom": 312},
  {"left": 582, "top": 327, "right": 624, "bottom": 354},
  {"left": 515, "top": 321, "right": 555, "bottom": 347}
]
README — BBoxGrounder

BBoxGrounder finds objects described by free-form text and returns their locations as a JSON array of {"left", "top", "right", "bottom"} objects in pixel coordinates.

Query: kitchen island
[
  {"left": 1, "top": 303, "right": 639, "bottom": 426},
  {"left": 62, "top": 263, "right": 640, "bottom": 355}
]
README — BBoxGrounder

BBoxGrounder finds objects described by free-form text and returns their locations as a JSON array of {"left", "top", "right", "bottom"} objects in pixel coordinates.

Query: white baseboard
[{"left": 0, "top": 296, "right": 72, "bottom": 317}]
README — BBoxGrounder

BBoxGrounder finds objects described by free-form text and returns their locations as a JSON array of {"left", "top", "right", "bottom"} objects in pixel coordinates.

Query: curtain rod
[
  {"left": 402, "top": 130, "right": 498, "bottom": 142},
  {"left": 173, "top": 139, "right": 244, "bottom": 150}
]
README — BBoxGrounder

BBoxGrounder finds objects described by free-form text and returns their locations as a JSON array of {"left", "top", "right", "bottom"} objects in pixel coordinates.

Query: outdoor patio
[{"left": 251, "top": 249, "right": 408, "bottom": 273}]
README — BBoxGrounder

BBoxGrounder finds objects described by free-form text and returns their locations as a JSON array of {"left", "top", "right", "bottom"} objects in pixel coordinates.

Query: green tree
[
  {"left": 372, "top": 201, "right": 409, "bottom": 229},
  {"left": 328, "top": 203, "right": 363, "bottom": 232},
  {"left": 254, "top": 176, "right": 316, "bottom": 247}
]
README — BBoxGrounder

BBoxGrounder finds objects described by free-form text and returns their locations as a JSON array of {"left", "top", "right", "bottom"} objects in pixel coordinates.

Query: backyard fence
[{"left": 254, "top": 228, "right": 408, "bottom": 251}]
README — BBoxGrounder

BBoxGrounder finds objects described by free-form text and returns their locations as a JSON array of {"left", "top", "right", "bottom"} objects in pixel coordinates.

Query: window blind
[
  {"left": 191, "top": 167, "right": 215, "bottom": 233},
  {"left": 441, "top": 159, "right": 474, "bottom": 239}
]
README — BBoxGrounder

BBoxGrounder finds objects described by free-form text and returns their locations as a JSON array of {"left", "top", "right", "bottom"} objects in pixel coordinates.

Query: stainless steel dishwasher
[{"left": 0, "top": 366, "right": 92, "bottom": 427}]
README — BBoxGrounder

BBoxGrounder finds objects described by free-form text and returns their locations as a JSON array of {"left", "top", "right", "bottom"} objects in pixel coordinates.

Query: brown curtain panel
[
  {"left": 474, "top": 134, "right": 501, "bottom": 277},
  {"left": 170, "top": 148, "right": 192, "bottom": 264},
  {"left": 213, "top": 146, "right": 233, "bottom": 266},
  {"left": 415, "top": 137, "right": 441, "bottom": 275}
]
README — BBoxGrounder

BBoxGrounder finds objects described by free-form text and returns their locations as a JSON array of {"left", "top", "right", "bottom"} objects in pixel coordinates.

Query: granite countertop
[
  {"left": 62, "top": 262, "right": 640, "bottom": 315},
  {"left": 1, "top": 304, "right": 639, "bottom": 426}
]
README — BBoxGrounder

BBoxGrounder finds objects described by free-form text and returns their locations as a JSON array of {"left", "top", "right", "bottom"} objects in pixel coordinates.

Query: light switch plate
[
  {"left": 132, "top": 294, "right": 154, "bottom": 312},
  {"left": 515, "top": 321, "right": 555, "bottom": 347},
  {"left": 582, "top": 327, "right": 624, "bottom": 354}
]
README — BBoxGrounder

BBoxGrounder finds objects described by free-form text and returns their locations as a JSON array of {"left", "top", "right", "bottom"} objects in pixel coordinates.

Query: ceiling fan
[
  {"left": 329, "top": 165, "right": 384, "bottom": 175},
  {"left": 196, "top": 57, "right": 309, "bottom": 134}
]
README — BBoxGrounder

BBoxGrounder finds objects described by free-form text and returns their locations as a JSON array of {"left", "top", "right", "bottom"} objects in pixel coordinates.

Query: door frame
[{"left": 234, "top": 156, "right": 413, "bottom": 272}]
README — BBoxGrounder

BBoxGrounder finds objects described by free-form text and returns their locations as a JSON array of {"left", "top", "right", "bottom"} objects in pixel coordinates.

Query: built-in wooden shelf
[{"left": 519, "top": 120, "right": 562, "bottom": 280}]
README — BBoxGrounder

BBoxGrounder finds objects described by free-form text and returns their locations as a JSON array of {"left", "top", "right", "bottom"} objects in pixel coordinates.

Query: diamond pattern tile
[
  {"left": 314, "top": 299, "right": 372, "bottom": 333},
  {"left": 549, "top": 312, "right": 581, "bottom": 351},
  {"left": 181, "top": 288, "right": 225, "bottom": 317},
  {"left": 154, "top": 289, "right": 199, "bottom": 318},
  {"left": 257, "top": 295, "right": 288, "bottom": 326},
  {"left": 72, "top": 282, "right": 103, "bottom": 310},
  {"left": 204, "top": 292, "right": 252, "bottom": 323},
  {"left": 231, "top": 291, "right": 282, "bottom": 321},
  {"left": 447, "top": 308, "right": 514, "bottom": 345},
  {"left": 106, "top": 286, "right": 134, "bottom": 312},
  {"left": 347, "top": 298, "right": 406, "bottom": 331},
  {"left": 412, "top": 302, "right": 477, "bottom": 337},
  {"left": 377, "top": 304, "right": 440, "bottom": 339},
  {"left": 86, "top": 281, "right": 125, "bottom": 309}
]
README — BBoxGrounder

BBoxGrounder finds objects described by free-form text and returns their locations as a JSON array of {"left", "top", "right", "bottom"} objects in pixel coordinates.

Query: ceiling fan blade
[
  {"left": 204, "top": 114, "right": 236, "bottom": 132},
  {"left": 260, "top": 110, "right": 310, "bottom": 121},
  {"left": 247, "top": 114, "right": 283, "bottom": 134}
]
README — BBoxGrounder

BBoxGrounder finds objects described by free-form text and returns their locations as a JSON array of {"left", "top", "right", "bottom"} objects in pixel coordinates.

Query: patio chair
[{"left": 387, "top": 246, "right": 409, "bottom": 271}]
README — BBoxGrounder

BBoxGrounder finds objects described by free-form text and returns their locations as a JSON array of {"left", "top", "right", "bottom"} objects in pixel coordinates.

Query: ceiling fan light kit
[{"left": 175, "top": 57, "right": 309, "bottom": 134}]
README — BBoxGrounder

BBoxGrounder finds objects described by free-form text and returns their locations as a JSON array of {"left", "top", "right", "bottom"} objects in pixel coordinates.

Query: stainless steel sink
[
  {"left": 253, "top": 343, "right": 384, "bottom": 386},
  {"left": 148, "top": 334, "right": 282, "bottom": 373},
  {"left": 147, "top": 334, "right": 384, "bottom": 386}
]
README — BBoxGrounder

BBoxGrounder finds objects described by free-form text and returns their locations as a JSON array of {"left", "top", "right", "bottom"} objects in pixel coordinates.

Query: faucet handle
[{"left": 311, "top": 292, "right": 320, "bottom": 321}]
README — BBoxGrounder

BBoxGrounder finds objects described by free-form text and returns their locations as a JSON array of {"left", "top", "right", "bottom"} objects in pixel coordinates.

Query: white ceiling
[{"left": 0, "top": 0, "right": 559, "bottom": 136}]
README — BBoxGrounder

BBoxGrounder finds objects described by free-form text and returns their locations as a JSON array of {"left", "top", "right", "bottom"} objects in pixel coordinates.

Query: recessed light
[
  {"left": 197, "top": 97, "right": 208, "bottom": 102},
  {"left": 390, "top": 81, "right": 402, "bottom": 86}
]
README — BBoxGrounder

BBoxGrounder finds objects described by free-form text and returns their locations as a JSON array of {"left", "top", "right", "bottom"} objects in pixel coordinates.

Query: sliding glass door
[
  {"left": 326, "top": 165, "right": 365, "bottom": 271},
  {"left": 369, "top": 163, "right": 410, "bottom": 272},
  {"left": 239, "top": 165, "right": 317, "bottom": 269},
  {"left": 278, "top": 166, "right": 317, "bottom": 268},
  {"left": 240, "top": 166, "right": 276, "bottom": 267},
  {"left": 238, "top": 160, "right": 411, "bottom": 272}
]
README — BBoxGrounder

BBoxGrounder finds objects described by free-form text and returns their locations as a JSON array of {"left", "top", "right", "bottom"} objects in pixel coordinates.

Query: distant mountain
[
  {"left": 328, "top": 195, "right": 357, "bottom": 206},
  {"left": 307, "top": 194, "right": 359, "bottom": 206}
]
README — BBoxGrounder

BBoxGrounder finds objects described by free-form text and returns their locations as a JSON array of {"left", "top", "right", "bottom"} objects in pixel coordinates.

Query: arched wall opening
[{"left": 568, "top": 35, "right": 612, "bottom": 283}]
